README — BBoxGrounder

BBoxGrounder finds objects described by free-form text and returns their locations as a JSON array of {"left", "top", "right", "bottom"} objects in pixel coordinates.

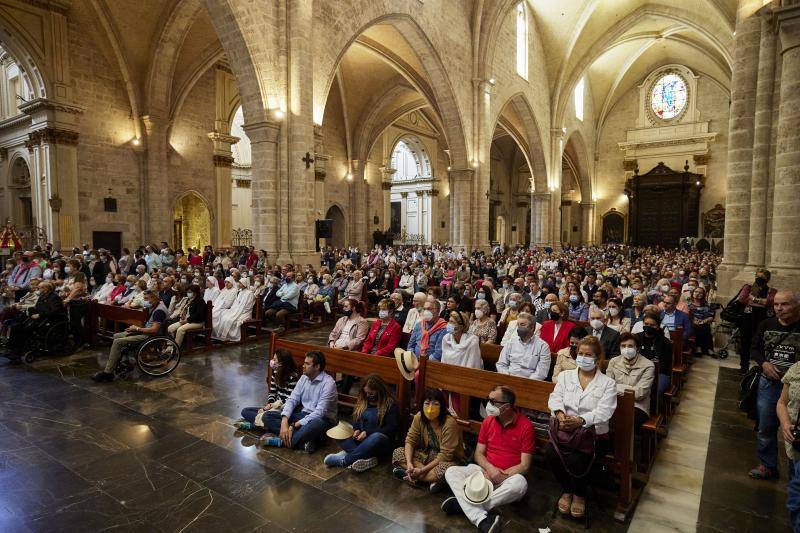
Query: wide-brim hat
[
  {"left": 463, "top": 470, "right": 493, "bottom": 504},
  {"left": 394, "top": 348, "right": 419, "bottom": 380},
  {"left": 326, "top": 420, "right": 354, "bottom": 440}
]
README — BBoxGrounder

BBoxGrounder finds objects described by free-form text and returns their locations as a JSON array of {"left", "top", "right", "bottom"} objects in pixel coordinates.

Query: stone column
[
  {"left": 531, "top": 192, "right": 552, "bottom": 247},
  {"left": 561, "top": 195, "right": 573, "bottom": 246},
  {"left": 142, "top": 115, "right": 171, "bottom": 244},
  {"left": 350, "top": 160, "right": 368, "bottom": 249},
  {"left": 313, "top": 124, "right": 329, "bottom": 225},
  {"left": 768, "top": 5, "right": 800, "bottom": 289},
  {"left": 208, "top": 132, "right": 239, "bottom": 248},
  {"left": 717, "top": 2, "right": 763, "bottom": 296},
  {"left": 19, "top": 98, "right": 83, "bottom": 250},
  {"left": 379, "top": 166, "right": 394, "bottom": 231},
  {"left": 449, "top": 169, "right": 474, "bottom": 251},
  {"left": 747, "top": 11, "right": 777, "bottom": 269},
  {"left": 429, "top": 188, "right": 439, "bottom": 244},
  {"left": 243, "top": 120, "right": 281, "bottom": 259},
  {"left": 580, "top": 201, "right": 595, "bottom": 246}
]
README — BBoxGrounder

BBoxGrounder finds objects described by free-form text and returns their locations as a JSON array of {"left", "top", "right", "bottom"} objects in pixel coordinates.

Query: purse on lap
[{"left": 548, "top": 417, "right": 596, "bottom": 478}]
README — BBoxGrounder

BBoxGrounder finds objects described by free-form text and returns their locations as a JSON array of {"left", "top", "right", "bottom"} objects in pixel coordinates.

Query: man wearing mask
[
  {"left": 92, "top": 291, "right": 167, "bottom": 382},
  {"left": 497, "top": 312, "right": 550, "bottom": 380},
  {"left": 584, "top": 307, "right": 620, "bottom": 358},
  {"left": 635, "top": 311, "right": 673, "bottom": 394},
  {"left": 407, "top": 298, "right": 448, "bottom": 361},
  {"left": 749, "top": 291, "right": 800, "bottom": 481},
  {"left": 659, "top": 295, "right": 692, "bottom": 343},
  {"left": 264, "top": 273, "right": 301, "bottom": 330},
  {"left": 7, "top": 251, "right": 42, "bottom": 301}
]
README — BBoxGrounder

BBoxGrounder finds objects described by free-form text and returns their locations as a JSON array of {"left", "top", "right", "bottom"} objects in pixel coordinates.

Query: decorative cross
[{"left": 302, "top": 152, "right": 315, "bottom": 169}]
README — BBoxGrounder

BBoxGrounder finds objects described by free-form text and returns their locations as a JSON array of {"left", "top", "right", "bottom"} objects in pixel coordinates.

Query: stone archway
[
  {"left": 325, "top": 205, "right": 346, "bottom": 249},
  {"left": 8, "top": 157, "right": 32, "bottom": 227},
  {"left": 173, "top": 192, "right": 212, "bottom": 251},
  {"left": 602, "top": 209, "right": 625, "bottom": 244}
]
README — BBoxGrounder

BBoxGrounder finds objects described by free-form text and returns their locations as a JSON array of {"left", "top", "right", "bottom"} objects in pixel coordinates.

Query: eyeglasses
[{"left": 486, "top": 398, "right": 509, "bottom": 407}]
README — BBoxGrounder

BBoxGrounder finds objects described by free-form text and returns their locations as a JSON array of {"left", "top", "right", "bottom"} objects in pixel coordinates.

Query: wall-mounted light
[
  {"left": 488, "top": 77, "right": 496, "bottom": 85},
  {"left": 346, "top": 172, "right": 353, "bottom": 181},
  {"left": 696, "top": 180, "right": 701, "bottom": 186},
  {"left": 447, "top": 166, "right": 451, "bottom": 171},
  {"left": 131, "top": 138, "right": 141, "bottom": 146},
  {"left": 592, "top": 194, "right": 598, "bottom": 202},
  {"left": 472, "top": 161, "right": 479, "bottom": 168},
  {"left": 548, "top": 185, "right": 555, "bottom": 192},
  {"left": 273, "top": 109, "right": 285, "bottom": 120}
]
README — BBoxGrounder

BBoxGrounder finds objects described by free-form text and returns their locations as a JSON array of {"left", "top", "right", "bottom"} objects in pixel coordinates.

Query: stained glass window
[{"left": 650, "top": 74, "right": 687, "bottom": 120}]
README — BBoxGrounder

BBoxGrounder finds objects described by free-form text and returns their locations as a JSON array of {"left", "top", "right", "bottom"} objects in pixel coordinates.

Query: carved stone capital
[
  {"left": 28, "top": 127, "right": 79, "bottom": 146},
  {"left": 381, "top": 181, "right": 393, "bottom": 191},
  {"left": 207, "top": 132, "right": 240, "bottom": 145},
  {"left": 213, "top": 155, "right": 234, "bottom": 168},
  {"left": 623, "top": 159, "right": 638, "bottom": 172},
  {"left": 693, "top": 153, "right": 709, "bottom": 165},
  {"left": 400, "top": 192, "right": 408, "bottom": 198},
  {"left": 430, "top": 189, "right": 439, "bottom": 197}
]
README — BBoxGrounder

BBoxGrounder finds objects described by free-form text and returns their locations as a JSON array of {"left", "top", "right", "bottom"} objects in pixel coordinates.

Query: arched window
[
  {"left": 230, "top": 106, "right": 251, "bottom": 167},
  {"left": 574, "top": 77, "right": 584, "bottom": 122},
  {"left": 516, "top": 2, "right": 528, "bottom": 79},
  {"left": 392, "top": 141, "right": 419, "bottom": 180}
]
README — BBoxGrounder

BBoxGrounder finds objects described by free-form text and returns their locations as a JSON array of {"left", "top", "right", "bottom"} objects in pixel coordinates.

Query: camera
[{"left": 792, "top": 429, "right": 800, "bottom": 452}]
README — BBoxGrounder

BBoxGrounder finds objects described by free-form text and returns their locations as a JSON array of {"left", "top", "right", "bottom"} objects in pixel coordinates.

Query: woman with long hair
[
  {"left": 391, "top": 388, "right": 465, "bottom": 492},
  {"left": 324, "top": 374, "right": 399, "bottom": 472},
  {"left": 236, "top": 349, "right": 299, "bottom": 430}
]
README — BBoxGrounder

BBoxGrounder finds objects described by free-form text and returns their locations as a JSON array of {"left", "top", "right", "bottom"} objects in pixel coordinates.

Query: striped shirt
[{"left": 266, "top": 372, "right": 299, "bottom": 404}]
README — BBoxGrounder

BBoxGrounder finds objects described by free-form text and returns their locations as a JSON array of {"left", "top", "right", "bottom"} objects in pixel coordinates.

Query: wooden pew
[
  {"left": 183, "top": 301, "right": 214, "bottom": 352},
  {"left": 87, "top": 301, "right": 147, "bottom": 345},
  {"left": 479, "top": 342, "right": 502, "bottom": 371},
  {"left": 419, "top": 357, "right": 638, "bottom": 522},
  {"left": 239, "top": 300, "right": 264, "bottom": 342},
  {"left": 640, "top": 360, "right": 662, "bottom": 471},
  {"left": 268, "top": 336, "right": 411, "bottom": 430}
]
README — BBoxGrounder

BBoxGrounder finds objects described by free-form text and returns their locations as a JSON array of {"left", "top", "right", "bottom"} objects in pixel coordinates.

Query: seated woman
[
  {"left": 689, "top": 286, "right": 715, "bottom": 357},
  {"left": 340, "top": 270, "right": 365, "bottom": 304},
  {"left": 468, "top": 298, "right": 497, "bottom": 343},
  {"left": 396, "top": 267, "right": 415, "bottom": 297},
  {"left": 567, "top": 289, "right": 589, "bottom": 322},
  {"left": 236, "top": 348, "right": 299, "bottom": 430},
  {"left": 324, "top": 374, "right": 399, "bottom": 472},
  {"left": 7, "top": 282, "right": 65, "bottom": 359},
  {"left": 391, "top": 388, "right": 465, "bottom": 492},
  {"left": 606, "top": 332, "right": 655, "bottom": 431},
  {"left": 627, "top": 293, "right": 646, "bottom": 326},
  {"left": 442, "top": 310, "right": 482, "bottom": 369},
  {"left": 101, "top": 275, "right": 127, "bottom": 304},
  {"left": 203, "top": 275, "right": 220, "bottom": 303},
  {"left": 361, "top": 299, "right": 402, "bottom": 356},
  {"left": 303, "top": 274, "right": 319, "bottom": 303},
  {"left": 167, "top": 283, "right": 188, "bottom": 316},
  {"left": 211, "top": 278, "right": 239, "bottom": 331},
  {"left": 167, "top": 284, "right": 207, "bottom": 347},
  {"left": 113, "top": 275, "right": 138, "bottom": 305},
  {"left": 92, "top": 274, "right": 116, "bottom": 302},
  {"left": 310, "top": 274, "right": 335, "bottom": 323},
  {"left": 552, "top": 328, "right": 587, "bottom": 382},
  {"left": 213, "top": 279, "right": 255, "bottom": 342},
  {"left": 328, "top": 299, "right": 369, "bottom": 351},
  {"left": 546, "top": 336, "right": 617, "bottom": 519},
  {"left": 606, "top": 297, "right": 631, "bottom": 333},
  {"left": 125, "top": 279, "right": 149, "bottom": 309},
  {"left": 539, "top": 301, "right": 574, "bottom": 353},
  {"left": 439, "top": 293, "right": 461, "bottom": 320},
  {"left": 439, "top": 264, "right": 456, "bottom": 297},
  {"left": 634, "top": 310, "right": 673, "bottom": 394},
  {"left": 366, "top": 269, "right": 384, "bottom": 305}
]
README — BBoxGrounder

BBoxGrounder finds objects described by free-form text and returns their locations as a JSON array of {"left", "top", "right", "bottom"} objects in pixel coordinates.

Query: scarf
[
  {"left": 11, "top": 262, "right": 34, "bottom": 284},
  {"left": 420, "top": 318, "right": 446, "bottom": 357}
]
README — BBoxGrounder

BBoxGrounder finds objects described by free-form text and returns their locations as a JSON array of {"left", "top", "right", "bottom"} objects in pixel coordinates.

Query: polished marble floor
[{"left": 0, "top": 330, "right": 787, "bottom": 532}]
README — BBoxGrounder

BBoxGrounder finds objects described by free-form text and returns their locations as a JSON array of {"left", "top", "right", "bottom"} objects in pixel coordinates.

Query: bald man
[{"left": 750, "top": 291, "right": 800, "bottom": 481}]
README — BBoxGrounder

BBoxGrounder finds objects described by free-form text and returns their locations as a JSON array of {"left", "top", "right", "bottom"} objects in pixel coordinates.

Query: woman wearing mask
[
  {"left": 628, "top": 292, "right": 646, "bottom": 326},
  {"left": 397, "top": 268, "right": 415, "bottom": 297},
  {"left": 474, "top": 285, "right": 495, "bottom": 317},
  {"left": 442, "top": 311, "right": 482, "bottom": 369},
  {"left": 92, "top": 273, "right": 116, "bottom": 303},
  {"left": 618, "top": 276, "right": 633, "bottom": 301},
  {"left": 167, "top": 284, "right": 207, "bottom": 347},
  {"left": 203, "top": 275, "right": 220, "bottom": 303},
  {"left": 392, "top": 388, "right": 465, "bottom": 492},
  {"left": 366, "top": 269, "right": 383, "bottom": 305},
  {"left": 117, "top": 248, "right": 131, "bottom": 276},
  {"left": 635, "top": 311, "right": 673, "bottom": 394},
  {"left": 328, "top": 299, "right": 369, "bottom": 351},
  {"left": 567, "top": 290, "right": 589, "bottom": 322},
  {"left": 606, "top": 333, "right": 655, "bottom": 431},
  {"left": 105, "top": 275, "right": 127, "bottom": 304},
  {"left": 468, "top": 298, "right": 497, "bottom": 343},
  {"left": 236, "top": 349, "right": 299, "bottom": 430},
  {"left": 540, "top": 301, "right": 575, "bottom": 354},
  {"left": 689, "top": 286, "right": 715, "bottom": 357},
  {"left": 125, "top": 279, "right": 149, "bottom": 309},
  {"left": 736, "top": 268, "right": 776, "bottom": 373},
  {"left": 324, "top": 374, "right": 399, "bottom": 472},
  {"left": 547, "top": 336, "right": 617, "bottom": 518},
  {"left": 606, "top": 297, "right": 631, "bottom": 333},
  {"left": 303, "top": 274, "right": 319, "bottom": 302},
  {"left": 361, "top": 299, "right": 402, "bottom": 356},
  {"left": 439, "top": 263, "right": 456, "bottom": 297},
  {"left": 552, "top": 328, "right": 588, "bottom": 382}
]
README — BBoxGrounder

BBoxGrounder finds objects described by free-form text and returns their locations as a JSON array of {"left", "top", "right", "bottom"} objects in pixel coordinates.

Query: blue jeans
[
  {"left": 261, "top": 408, "right": 336, "bottom": 449},
  {"left": 658, "top": 373, "right": 670, "bottom": 395},
  {"left": 789, "top": 460, "right": 800, "bottom": 532},
  {"left": 241, "top": 407, "right": 265, "bottom": 427},
  {"left": 757, "top": 377, "right": 783, "bottom": 469},
  {"left": 338, "top": 432, "right": 393, "bottom": 466}
]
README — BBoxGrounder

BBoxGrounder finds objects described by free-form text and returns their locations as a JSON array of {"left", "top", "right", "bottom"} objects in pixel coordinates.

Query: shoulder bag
[
  {"left": 720, "top": 285, "right": 747, "bottom": 325},
  {"left": 548, "top": 416, "right": 596, "bottom": 478}
]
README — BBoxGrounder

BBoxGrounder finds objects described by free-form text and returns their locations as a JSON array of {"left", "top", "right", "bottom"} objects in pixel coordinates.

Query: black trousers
[{"left": 545, "top": 439, "right": 610, "bottom": 497}]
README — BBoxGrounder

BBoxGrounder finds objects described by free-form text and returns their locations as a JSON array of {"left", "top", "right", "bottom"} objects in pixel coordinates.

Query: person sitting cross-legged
[
  {"left": 392, "top": 387, "right": 465, "bottom": 492},
  {"left": 324, "top": 374, "right": 399, "bottom": 471},
  {"left": 236, "top": 348, "right": 300, "bottom": 431},
  {"left": 91, "top": 290, "right": 168, "bottom": 382},
  {"left": 442, "top": 385, "right": 534, "bottom": 532},
  {"left": 259, "top": 350, "right": 338, "bottom": 453}
]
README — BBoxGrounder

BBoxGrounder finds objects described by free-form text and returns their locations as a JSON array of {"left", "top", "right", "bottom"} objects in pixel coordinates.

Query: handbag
[
  {"left": 720, "top": 286, "right": 747, "bottom": 325},
  {"left": 548, "top": 416, "right": 596, "bottom": 478}
]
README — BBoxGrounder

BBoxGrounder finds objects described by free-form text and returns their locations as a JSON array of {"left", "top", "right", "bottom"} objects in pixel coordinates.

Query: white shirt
[
  {"left": 441, "top": 332, "right": 482, "bottom": 369},
  {"left": 496, "top": 334, "right": 551, "bottom": 380},
  {"left": 548, "top": 368, "right": 618, "bottom": 435},
  {"left": 403, "top": 307, "right": 422, "bottom": 333}
]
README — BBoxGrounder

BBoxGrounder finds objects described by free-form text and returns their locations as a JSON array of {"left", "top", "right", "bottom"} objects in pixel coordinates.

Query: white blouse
[{"left": 548, "top": 368, "right": 618, "bottom": 435}]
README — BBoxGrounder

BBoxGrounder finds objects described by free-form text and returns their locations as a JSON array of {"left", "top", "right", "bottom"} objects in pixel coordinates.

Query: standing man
[{"left": 750, "top": 291, "right": 800, "bottom": 480}]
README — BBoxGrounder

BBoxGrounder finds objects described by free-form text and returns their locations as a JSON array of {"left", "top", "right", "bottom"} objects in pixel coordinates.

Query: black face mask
[
  {"left": 755, "top": 277, "right": 767, "bottom": 287},
  {"left": 643, "top": 325, "right": 657, "bottom": 336},
  {"left": 343, "top": 309, "right": 353, "bottom": 317},
  {"left": 549, "top": 311, "right": 561, "bottom": 321}
]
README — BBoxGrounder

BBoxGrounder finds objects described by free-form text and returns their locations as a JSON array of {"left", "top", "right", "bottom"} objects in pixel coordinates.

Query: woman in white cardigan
[
  {"left": 441, "top": 311, "right": 482, "bottom": 369},
  {"left": 546, "top": 335, "right": 617, "bottom": 519}
]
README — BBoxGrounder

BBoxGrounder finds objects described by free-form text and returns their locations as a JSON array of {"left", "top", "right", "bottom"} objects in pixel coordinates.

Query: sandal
[
  {"left": 558, "top": 493, "right": 573, "bottom": 514},
  {"left": 570, "top": 496, "right": 585, "bottom": 518}
]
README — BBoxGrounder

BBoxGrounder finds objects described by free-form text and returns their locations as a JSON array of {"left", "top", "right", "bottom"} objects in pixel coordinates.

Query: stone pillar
[
  {"left": 380, "top": 166, "right": 394, "bottom": 231},
  {"left": 243, "top": 120, "right": 281, "bottom": 259},
  {"left": 350, "top": 160, "right": 368, "bottom": 249},
  {"left": 208, "top": 132, "right": 239, "bottom": 248},
  {"left": 528, "top": 182, "right": 535, "bottom": 249},
  {"left": 429, "top": 188, "right": 439, "bottom": 244},
  {"left": 19, "top": 98, "right": 83, "bottom": 250},
  {"left": 747, "top": 12, "right": 777, "bottom": 269},
  {"left": 561, "top": 195, "right": 572, "bottom": 246},
  {"left": 768, "top": 5, "right": 800, "bottom": 290},
  {"left": 580, "top": 201, "right": 595, "bottom": 246},
  {"left": 142, "top": 115, "right": 171, "bottom": 244},
  {"left": 717, "top": 2, "right": 763, "bottom": 296},
  {"left": 449, "top": 169, "right": 474, "bottom": 251},
  {"left": 531, "top": 192, "right": 552, "bottom": 247},
  {"left": 313, "top": 124, "right": 329, "bottom": 225}
]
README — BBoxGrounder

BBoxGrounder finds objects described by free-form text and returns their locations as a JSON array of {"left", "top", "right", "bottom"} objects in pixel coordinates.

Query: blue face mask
[
  {"left": 446, "top": 323, "right": 456, "bottom": 334},
  {"left": 576, "top": 355, "right": 596, "bottom": 371},
  {"left": 569, "top": 295, "right": 579, "bottom": 303},
  {"left": 142, "top": 300, "right": 152, "bottom": 309},
  {"left": 477, "top": 293, "right": 486, "bottom": 300}
]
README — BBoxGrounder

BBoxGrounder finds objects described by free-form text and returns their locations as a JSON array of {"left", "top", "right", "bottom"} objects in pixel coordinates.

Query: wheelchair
[
  {"left": 20, "top": 317, "right": 77, "bottom": 364},
  {"left": 114, "top": 335, "right": 181, "bottom": 378}
]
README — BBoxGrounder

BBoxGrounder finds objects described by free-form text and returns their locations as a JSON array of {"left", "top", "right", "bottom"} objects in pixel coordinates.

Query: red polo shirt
[{"left": 478, "top": 410, "right": 535, "bottom": 470}]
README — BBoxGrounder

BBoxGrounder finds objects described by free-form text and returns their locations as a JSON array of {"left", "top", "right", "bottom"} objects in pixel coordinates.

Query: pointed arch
[
  {"left": 563, "top": 130, "right": 592, "bottom": 204},
  {"left": 492, "top": 93, "right": 548, "bottom": 194}
]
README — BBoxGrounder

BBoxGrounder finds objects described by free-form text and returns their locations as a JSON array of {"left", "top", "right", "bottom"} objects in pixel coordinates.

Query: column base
[
  {"left": 715, "top": 263, "right": 754, "bottom": 304},
  {"left": 764, "top": 266, "right": 800, "bottom": 296}
]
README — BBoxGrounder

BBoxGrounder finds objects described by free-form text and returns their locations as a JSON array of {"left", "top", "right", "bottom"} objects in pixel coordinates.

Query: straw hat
[
  {"left": 463, "top": 470, "right": 493, "bottom": 504},
  {"left": 394, "top": 348, "right": 419, "bottom": 381},
  {"left": 326, "top": 420, "right": 354, "bottom": 440}
]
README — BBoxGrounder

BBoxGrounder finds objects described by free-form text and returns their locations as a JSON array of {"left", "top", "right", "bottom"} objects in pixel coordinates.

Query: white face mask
[
  {"left": 608, "top": 307, "right": 620, "bottom": 317},
  {"left": 474, "top": 309, "right": 484, "bottom": 319},
  {"left": 484, "top": 402, "right": 501, "bottom": 418},
  {"left": 621, "top": 347, "right": 637, "bottom": 360},
  {"left": 422, "top": 310, "right": 434, "bottom": 321},
  {"left": 187, "top": 291, "right": 195, "bottom": 299},
  {"left": 590, "top": 319, "right": 604, "bottom": 330},
  {"left": 576, "top": 355, "right": 596, "bottom": 371},
  {"left": 378, "top": 310, "right": 389, "bottom": 319}
]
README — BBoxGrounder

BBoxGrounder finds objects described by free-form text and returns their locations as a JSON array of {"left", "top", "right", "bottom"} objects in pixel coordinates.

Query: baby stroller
[{"left": 713, "top": 317, "right": 737, "bottom": 360}]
